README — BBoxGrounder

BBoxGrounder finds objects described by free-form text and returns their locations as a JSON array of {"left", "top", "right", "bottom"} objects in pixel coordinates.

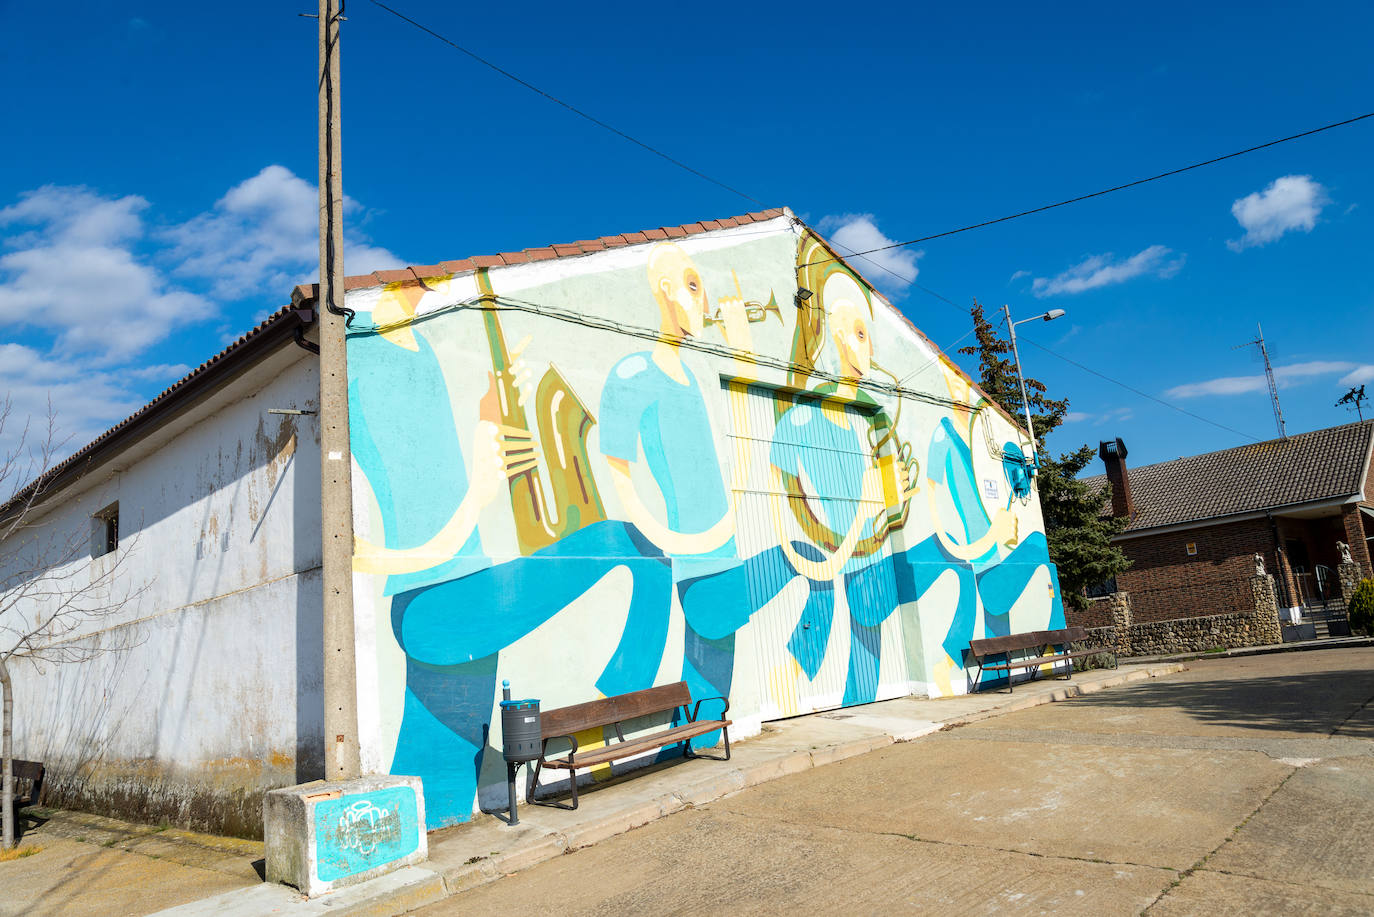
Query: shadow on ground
[{"left": 1074, "top": 663, "right": 1374, "bottom": 738}]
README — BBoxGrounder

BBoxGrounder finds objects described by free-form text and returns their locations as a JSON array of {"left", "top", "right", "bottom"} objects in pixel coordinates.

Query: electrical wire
[
  {"left": 347, "top": 2, "right": 1287, "bottom": 442},
  {"left": 1018, "top": 337, "right": 1262, "bottom": 442},
  {"left": 365, "top": 0, "right": 766, "bottom": 207},
  {"left": 802, "top": 110, "right": 1374, "bottom": 268}
]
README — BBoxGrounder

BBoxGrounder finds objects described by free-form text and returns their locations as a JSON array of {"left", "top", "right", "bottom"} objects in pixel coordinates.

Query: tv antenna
[
  {"left": 1233, "top": 323, "right": 1286, "bottom": 439},
  {"left": 1337, "top": 384, "right": 1367, "bottom": 421}
]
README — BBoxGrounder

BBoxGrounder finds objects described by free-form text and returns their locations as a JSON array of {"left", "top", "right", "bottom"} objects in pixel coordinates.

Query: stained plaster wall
[
  {"left": 1, "top": 347, "right": 323, "bottom": 838},
  {"left": 346, "top": 213, "right": 1068, "bottom": 827}
]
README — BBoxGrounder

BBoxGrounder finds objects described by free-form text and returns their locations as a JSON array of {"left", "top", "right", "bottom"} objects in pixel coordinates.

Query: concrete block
[{"left": 264, "top": 775, "right": 427, "bottom": 897}]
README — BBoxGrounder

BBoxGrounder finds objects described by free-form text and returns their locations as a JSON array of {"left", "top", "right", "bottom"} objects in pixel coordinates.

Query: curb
[
  {"left": 162, "top": 662, "right": 1185, "bottom": 916},
  {"left": 939, "top": 662, "right": 1186, "bottom": 727},
  {"left": 1129, "top": 636, "right": 1373, "bottom": 666}
]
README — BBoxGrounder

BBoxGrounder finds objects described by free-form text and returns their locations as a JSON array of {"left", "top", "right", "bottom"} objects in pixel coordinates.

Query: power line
[
  {"left": 357, "top": 1, "right": 1281, "bottom": 443},
  {"left": 803, "top": 110, "right": 1374, "bottom": 268},
  {"left": 365, "top": 0, "right": 767, "bottom": 207},
  {"left": 1018, "top": 337, "right": 1261, "bottom": 442}
]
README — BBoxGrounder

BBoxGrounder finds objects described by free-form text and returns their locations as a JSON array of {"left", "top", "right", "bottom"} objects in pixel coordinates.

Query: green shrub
[{"left": 1349, "top": 579, "right": 1374, "bottom": 635}]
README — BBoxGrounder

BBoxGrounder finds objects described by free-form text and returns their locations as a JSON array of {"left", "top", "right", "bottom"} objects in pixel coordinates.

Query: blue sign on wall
[{"left": 314, "top": 786, "right": 420, "bottom": 883}]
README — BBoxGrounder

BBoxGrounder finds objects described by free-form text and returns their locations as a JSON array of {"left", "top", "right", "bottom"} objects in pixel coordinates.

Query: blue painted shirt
[
  {"left": 348, "top": 330, "right": 487, "bottom": 595},
  {"left": 599, "top": 352, "right": 735, "bottom": 578}
]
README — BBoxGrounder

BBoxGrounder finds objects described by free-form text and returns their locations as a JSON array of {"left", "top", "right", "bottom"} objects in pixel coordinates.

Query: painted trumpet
[{"left": 704, "top": 292, "right": 783, "bottom": 326}]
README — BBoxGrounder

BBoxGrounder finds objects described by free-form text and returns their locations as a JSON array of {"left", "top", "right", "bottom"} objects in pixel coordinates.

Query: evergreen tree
[{"left": 959, "top": 302, "right": 1129, "bottom": 612}]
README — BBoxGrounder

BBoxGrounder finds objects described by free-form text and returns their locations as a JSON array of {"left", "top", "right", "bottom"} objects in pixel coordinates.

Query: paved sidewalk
[
  {"left": 0, "top": 808, "right": 263, "bottom": 917},
  {"left": 142, "top": 660, "right": 1182, "bottom": 916}
]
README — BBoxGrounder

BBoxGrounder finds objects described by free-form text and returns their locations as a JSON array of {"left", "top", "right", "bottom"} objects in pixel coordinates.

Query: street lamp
[{"left": 1002, "top": 305, "right": 1066, "bottom": 474}]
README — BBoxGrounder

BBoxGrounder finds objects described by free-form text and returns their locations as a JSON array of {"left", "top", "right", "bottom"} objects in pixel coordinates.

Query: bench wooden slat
[
  {"left": 540, "top": 681, "right": 693, "bottom": 739},
  {"left": 981, "top": 649, "right": 1101, "bottom": 670},
  {"left": 542, "top": 719, "right": 731, "bottom": 769},
  {"left": 612, "top": 682, "right": 691, "bottom": 722},
  {"left": 530, "top": 682, "right": 731, "bottom": 810},
  {"left": 540, "top": 696, "right": 622, "bottom": 739},
  {"left": 969, "top": 626, "right": 1090, "bottom": 658}
]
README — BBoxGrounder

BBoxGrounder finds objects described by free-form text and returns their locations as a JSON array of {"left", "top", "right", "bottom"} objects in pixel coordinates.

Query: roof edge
[{"left": 1, "top": 307, "right": 307, "bottom": 522}]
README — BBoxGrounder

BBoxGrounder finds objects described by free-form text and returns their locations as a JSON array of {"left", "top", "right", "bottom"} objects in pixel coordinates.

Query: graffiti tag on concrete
[{"left": 314, "top": 786, "right": 420, "bottom": 882}]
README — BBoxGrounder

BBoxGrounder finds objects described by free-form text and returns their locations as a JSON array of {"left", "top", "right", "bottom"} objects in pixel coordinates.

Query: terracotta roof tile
[
  {"left": 408, "top": 265, "right": 449, "bottom": 278},
  {"left": 1084, "top": 421, "right": 1374, "bottom": 531},
  {"left": 467, "top": 255, "right": 502, "bottom": 268},
  {"left": 372, "top": 269, "right": 415, "bottom": 284},
  {"left": 439, "top": 258, "right": 476, "bottom": 273},
  {"left": 717, "top": 217, "right": 740, "bottom": 228},
  {"left": 524, "top": 247, "right": 558, "bottom": 262},
  {"left": 599, "top": 234, "right": 629, "bottom": 248},
  {"left": 552, "top": 243, "right": 582, "bottom": 256},
  {"left": 642, "top": 228, "right": 668, "bottom": 241},
  {"left": 344, "top": 274, "right": 378, "bottom": 291},
  {"left": 663, "top": 226, "right": 688, "bottom": 238}
]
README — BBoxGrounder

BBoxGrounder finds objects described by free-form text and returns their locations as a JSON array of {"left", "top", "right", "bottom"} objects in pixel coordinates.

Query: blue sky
[{"left": 2, "top": 0, "right": 1372, "bottom": 475}]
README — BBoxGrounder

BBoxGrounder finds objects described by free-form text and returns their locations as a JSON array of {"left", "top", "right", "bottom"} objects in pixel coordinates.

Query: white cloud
[
  {"left": 1009, "top": 269, "right": 1030, "bottom": 284},
  {"left": 1339, "top": 365, "right": 1374, "bottom": 386},
  {"left": 1227, "top": 175, "right": 1329, "bottom": 252},
  {"left": 0, "top": 344, "right": 147, "bottom": 465},
  {"left": 816, "top": 213, "right": 920, "bottom": 294},
  {"left": 1032, "top": 245, "right": 1183, "bottom": 298},
  {"left": 164, "top": 165, "right": 405, "bottom": 298},
  {"left": 0, "top": 186, "right": 210, "bottom": 362},
  {"left": 1166, "top": 360, "right": 1373, "bottom": 399},
  {"left": 1063, "top": 407, "right": 1133, "bottom": 426},
  {"left": 0, "top": 166, "right": 406, "bottom": 478}
]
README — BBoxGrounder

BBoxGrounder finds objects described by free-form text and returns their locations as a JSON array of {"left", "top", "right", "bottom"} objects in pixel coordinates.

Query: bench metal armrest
[
  {"left": 542, "top": 734, "right": 579, "bottom": 765},
  {"left": 689, "top": 695, "right": 729, "bottom": 723}
]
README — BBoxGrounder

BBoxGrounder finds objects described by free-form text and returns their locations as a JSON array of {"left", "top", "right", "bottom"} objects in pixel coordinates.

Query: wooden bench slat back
[
  {"left": 612, "top": 682, "right": 691, "bottom": 722},
  {"left": 540, "top": 682, "right": 691, "bottom": 739},
  {"left": 10, "top": 759, "right": 43, "bottom": 804},
  {"left": 969, "top": 627, "right": 1088, "bottom": 657}
]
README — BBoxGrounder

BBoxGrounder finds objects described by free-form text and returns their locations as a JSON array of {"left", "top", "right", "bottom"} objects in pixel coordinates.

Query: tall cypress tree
[{"left": 959, "top": 302, "right": 1129, "bottom": 612}]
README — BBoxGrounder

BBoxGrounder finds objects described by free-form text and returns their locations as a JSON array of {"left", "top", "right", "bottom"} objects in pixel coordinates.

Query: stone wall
[{"left": 1073, "top": 575, "right": 1282, "bottom": 657}]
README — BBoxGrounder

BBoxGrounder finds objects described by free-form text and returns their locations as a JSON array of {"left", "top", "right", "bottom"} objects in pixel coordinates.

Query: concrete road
[{"left": 414, "top": 648, "right": 1374, "bottom": 916}]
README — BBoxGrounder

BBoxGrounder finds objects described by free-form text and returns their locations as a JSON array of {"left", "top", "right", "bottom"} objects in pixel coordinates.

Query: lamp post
[{"left": 1002, "top": 305, "right": 1066, "bottom": 474}]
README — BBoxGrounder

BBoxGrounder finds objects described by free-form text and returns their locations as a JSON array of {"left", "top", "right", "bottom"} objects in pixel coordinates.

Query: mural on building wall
[{"left": 348, "top": 224, "right": 1065, "bottom": 826}]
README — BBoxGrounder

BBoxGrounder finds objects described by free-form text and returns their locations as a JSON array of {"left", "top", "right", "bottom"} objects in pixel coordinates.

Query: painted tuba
[{"left": 475, "top": 270, "right": 605, "bottom": 555}]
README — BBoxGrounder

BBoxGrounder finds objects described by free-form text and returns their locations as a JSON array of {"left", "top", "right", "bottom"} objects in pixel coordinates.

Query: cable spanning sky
[{"left": 1, "top": 0, "right": 1371, "bottom": 471}]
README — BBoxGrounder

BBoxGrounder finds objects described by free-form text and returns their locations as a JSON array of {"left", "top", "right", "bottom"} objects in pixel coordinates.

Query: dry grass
[{"left": 0, "top": 845, "right": 42, "bottom": 861}]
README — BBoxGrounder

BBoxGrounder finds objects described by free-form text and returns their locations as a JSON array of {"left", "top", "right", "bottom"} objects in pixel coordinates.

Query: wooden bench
[
  {"left": 968, "top": 626, "right": 1116, "bottom": 693},
  {"left": 529, "top": 681, "right": 730, "bottom": 810},
  {"left": 4, "top": 759, "right": 45, "bottom": 838}
]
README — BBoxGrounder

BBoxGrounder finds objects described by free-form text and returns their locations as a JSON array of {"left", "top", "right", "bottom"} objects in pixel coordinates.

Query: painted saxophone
[{"left": 476, "top": 270, "right": 606, "bottom": 555}]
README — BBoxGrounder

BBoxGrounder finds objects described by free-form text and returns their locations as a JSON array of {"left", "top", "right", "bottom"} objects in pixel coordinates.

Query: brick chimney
[{"left": 1099, "top": 438, "right": 1135, "bottom": 519}]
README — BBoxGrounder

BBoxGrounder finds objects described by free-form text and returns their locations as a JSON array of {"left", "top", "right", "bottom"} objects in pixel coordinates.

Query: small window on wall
[
  {"left": 1185, "top": 541, "right": 1198, "bottom": 556},
  {"left": 91, "top": 502, "right": 119, "bottom": 558}
]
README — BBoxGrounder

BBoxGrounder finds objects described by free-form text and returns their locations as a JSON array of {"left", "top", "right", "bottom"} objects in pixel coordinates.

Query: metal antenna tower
[{"left": 1234, "top": 323, "right": 1286, "bottom": 439}]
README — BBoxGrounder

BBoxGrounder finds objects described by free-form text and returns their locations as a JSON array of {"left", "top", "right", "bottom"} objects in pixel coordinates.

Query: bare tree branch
[{"left": 1, "top": 400, "right": 145, "bottom": 848}]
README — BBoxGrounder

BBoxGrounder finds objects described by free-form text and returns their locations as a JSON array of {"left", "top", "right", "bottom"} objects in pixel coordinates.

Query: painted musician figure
[
  {"left": 764, "top": 271, "right": 919, "bottom": 705},
  {"left": 599, "top": 241, "right": 792, "bottom": 746}
]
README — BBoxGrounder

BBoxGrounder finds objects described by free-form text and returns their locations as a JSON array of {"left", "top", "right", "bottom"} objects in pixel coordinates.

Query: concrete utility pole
[{"left": 318, "top": 0, "right": 361, "bottom": 780}]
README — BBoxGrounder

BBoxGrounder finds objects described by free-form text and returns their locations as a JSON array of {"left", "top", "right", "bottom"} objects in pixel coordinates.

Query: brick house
[{"left": 1083, "top": 421, "right": 1374, "bottom": 629}]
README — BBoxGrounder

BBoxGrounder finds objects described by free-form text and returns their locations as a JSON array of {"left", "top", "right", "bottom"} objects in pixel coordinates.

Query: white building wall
[{"left": 2, "top": 344, "right": 321, "bottom": 837}]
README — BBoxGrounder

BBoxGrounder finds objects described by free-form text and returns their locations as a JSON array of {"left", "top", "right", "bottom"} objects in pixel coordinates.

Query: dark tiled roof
[
  {"left": 1085, "top": 421, "right": 1374, "bottom": 531},
  {"left": 0, "top": 306, "right": 305, "bottom": 519}
]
